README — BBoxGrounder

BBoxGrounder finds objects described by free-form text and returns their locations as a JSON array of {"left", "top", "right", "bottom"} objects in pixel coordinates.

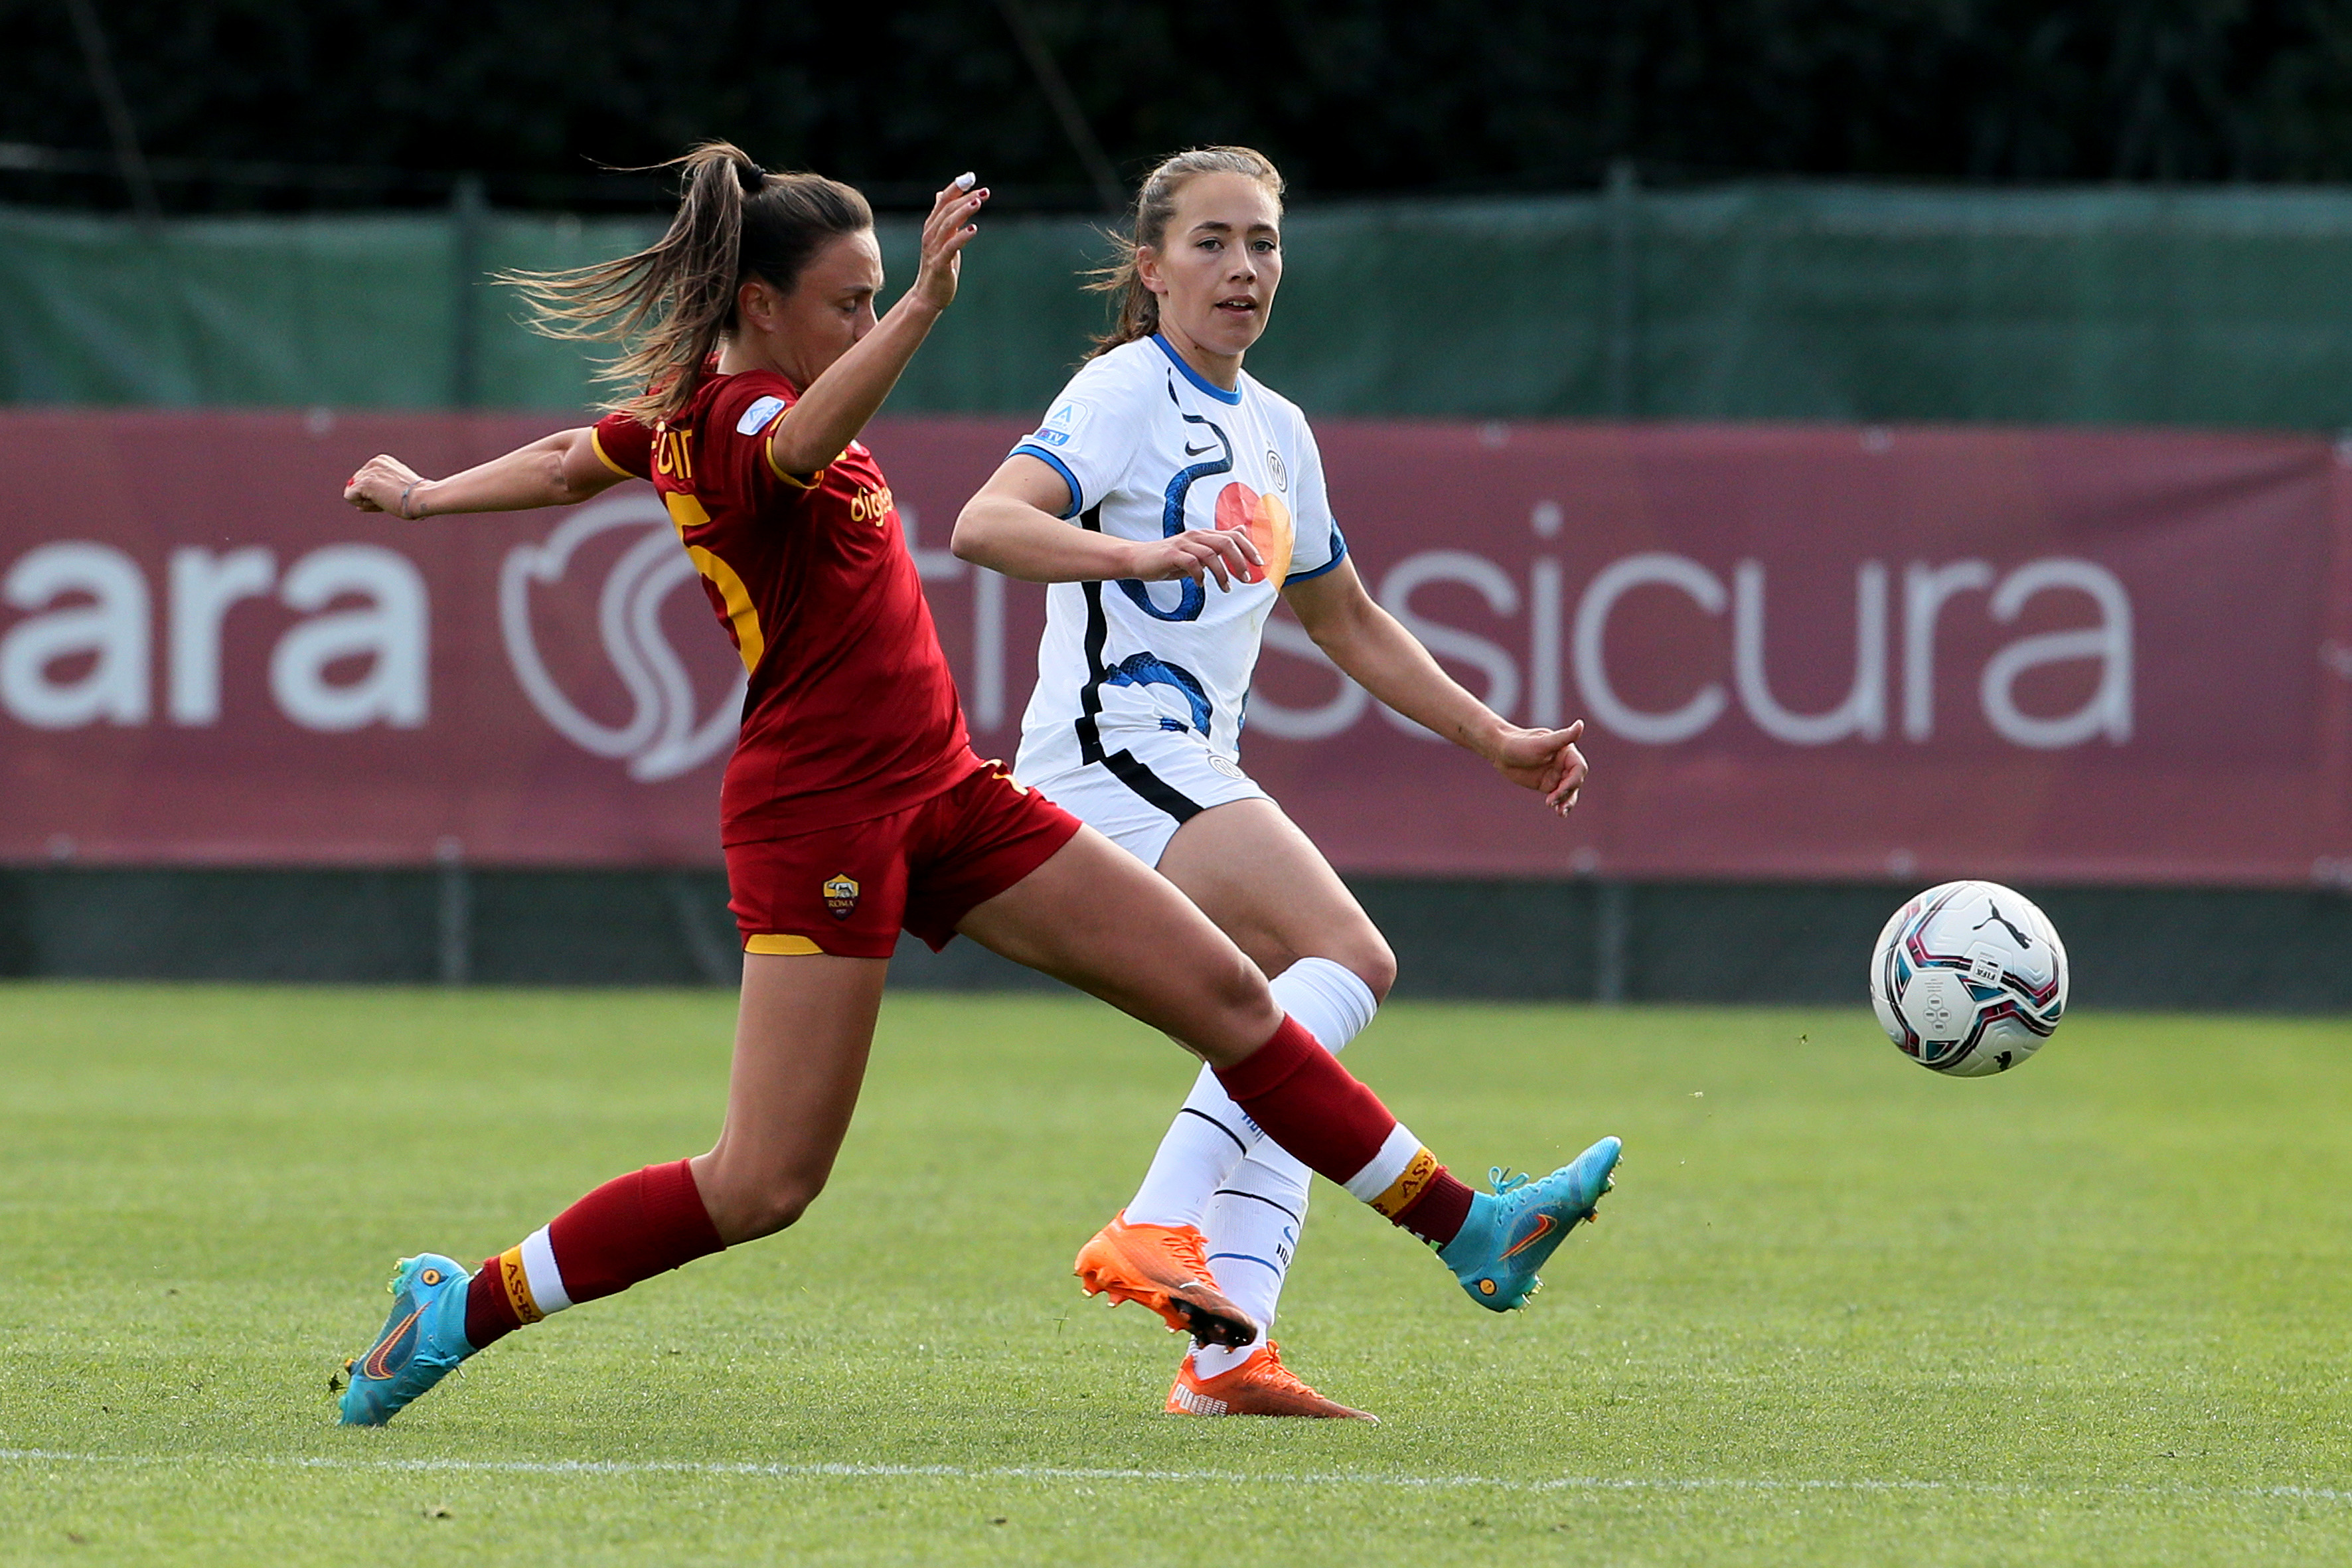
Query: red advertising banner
[{"left": 3, "top": 410, "right": 2348, "bottom": 885}]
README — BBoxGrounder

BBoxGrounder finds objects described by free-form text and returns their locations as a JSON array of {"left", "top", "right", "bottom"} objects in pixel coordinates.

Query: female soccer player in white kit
[{"left": 955, "top": 147, "right": 1602, "bottom": 1421}]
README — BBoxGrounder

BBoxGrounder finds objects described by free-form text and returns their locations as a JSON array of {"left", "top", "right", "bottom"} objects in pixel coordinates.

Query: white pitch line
[{"left": 4, "top": 1449, "right": 2351, "bottom": 1505}]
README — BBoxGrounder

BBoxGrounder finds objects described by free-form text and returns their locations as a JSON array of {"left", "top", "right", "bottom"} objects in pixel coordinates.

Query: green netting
[{"left": 9, "top": 184, "right": 2352, "bottom": 426}]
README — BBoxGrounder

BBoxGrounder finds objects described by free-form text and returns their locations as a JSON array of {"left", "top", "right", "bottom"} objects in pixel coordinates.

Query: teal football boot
[
  {"left": 1438, "top": 1136, "right": 1620, "bottom": 1311},
  {"left": 335, "top": 1253, "right": 476, "bottom": 1426}
]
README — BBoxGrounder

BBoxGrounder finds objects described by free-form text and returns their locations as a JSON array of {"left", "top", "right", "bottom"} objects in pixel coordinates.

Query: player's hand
[
  {"left": 1125, "top": 528, "right": 1264, "bottom": 591},
  {"left": 1489, "top": 718, "right": 1589, "bottom": 816},
  {"left": 344, "top": 454, "right": 430, "bottom": 518},
  {"left": 909, "top": 175, "right": 989, "bottom": 315}
]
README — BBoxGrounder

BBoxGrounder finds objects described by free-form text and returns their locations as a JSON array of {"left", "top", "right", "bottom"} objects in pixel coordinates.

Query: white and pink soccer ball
[{"left": 1870, "top": 880, "right": 2068, "bottom": 1077}]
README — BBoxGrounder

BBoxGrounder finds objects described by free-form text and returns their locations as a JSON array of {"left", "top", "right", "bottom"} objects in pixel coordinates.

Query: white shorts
[{"left": 1021, "top": 729, "right": 1270, "bottom": 868}]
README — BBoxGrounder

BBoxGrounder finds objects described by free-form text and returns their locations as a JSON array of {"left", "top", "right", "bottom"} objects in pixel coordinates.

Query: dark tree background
[{"left": 9, "top": 0, "right": 2352, "bottom": 210}]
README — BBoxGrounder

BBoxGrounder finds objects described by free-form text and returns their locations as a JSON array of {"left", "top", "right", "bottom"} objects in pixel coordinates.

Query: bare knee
[
  {"left": 1301, "top": 923, "right": 1395, "bottom": 1004},
  {"left": 1190, "top": 945, "right": 1284, "bottom": 1067},
  {"left": 722, "top": 1181, "right": 822, "bottom": 1244},
  {"left": 1215, "top": 945, "right": 1279, "bottom": 1026},
  {"left": 693, "top": 1157, "right": 828, "bottom": 1245},
  {"left": 1333, "top": 935, "right": 1397, "bottom": 1003}
]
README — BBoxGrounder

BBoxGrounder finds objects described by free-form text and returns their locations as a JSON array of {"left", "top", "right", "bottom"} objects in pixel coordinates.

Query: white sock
[
  {"left": 1190, "top": 1146, "right": 1312, "bottom": 1378},
  {"left": 1123, "top": 956, "right": 1378, "bottom": 1229}
]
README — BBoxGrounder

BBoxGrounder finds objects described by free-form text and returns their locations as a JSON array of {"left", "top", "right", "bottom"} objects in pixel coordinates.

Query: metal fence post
[
  {"left": 664, "top": 872, "right": 740, "bottom": 988},
  {"left": 435, "top": 836, "right": 471, "bottom": 986},
  {"left": 450, "top": 174, "right": 487, "bottom": 409},
  {"left": 1605, "top": 158, "right": 1640, "bottom": 419},
  {"left": 1595, "top": 878, "right": 1629, "bottom": 1004}
]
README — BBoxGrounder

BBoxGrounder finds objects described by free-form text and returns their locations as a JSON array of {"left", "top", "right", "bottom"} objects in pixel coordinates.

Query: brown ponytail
[
  {"left": 1087, "top": 146, "right": 1285, "bottom": 360},
  {"left": 503, "top": 141, "right": 873, "bottom": 422}
]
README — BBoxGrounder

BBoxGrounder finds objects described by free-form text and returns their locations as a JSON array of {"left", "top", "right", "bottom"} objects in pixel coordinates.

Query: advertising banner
[{"left": 3, "top": 410, "right": 2347, "bottom": 885}]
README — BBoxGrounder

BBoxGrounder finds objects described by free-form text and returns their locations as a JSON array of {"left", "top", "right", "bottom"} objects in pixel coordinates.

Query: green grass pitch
[{"left": 3, "top": 982, "right": 2349, "bottom": 1565}]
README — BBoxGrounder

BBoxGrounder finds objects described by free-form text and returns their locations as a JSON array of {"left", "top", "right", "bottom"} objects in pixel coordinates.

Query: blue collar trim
[{"left": 1151, "top": 334, "right": 1243, "bottom": 405}]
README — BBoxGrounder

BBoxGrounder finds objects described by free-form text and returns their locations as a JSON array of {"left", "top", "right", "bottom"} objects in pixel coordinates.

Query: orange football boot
[
  {"left": 1166, "top": 1342, "right": 1377, "bottom": 1421},
  {"left": 1073, "top": 1211, "right": 1259, "bottom": 1348}
]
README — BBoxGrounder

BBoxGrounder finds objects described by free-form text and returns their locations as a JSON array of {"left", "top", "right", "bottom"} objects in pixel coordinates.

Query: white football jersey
[{"left": 1010, "top": 334, "right": 1347, "bottom": 785}]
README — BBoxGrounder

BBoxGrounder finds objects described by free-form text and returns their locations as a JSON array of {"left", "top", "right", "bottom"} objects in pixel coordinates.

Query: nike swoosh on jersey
[{"left": 1184, "top": 441, "right": 1216, "bottom": 456}]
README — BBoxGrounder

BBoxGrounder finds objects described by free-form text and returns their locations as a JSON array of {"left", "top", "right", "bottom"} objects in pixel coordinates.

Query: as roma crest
[{"left": 823, "top": 874, "right": 860, "bottom": 920}]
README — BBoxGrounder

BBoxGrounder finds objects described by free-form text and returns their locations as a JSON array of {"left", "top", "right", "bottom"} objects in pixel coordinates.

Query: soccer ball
[{"left": 1869, "top": 881, "right": 2067, "bottom": 1076}]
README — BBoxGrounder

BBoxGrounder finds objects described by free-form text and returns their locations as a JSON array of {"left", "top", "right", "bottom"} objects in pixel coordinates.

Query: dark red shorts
[{"left": 726, "top": 761, "right": 1083, "bottom": 960}]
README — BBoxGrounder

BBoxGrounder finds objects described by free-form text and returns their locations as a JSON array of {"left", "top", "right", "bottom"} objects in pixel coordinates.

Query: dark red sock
[
  {"left": 464, "top": 1257, "right": 521, "bottom": 1349},
  {"left": 1212, "top": 1014, "right": 1476, "bottom": 1246},
  {"left": 1214, "top": 1015, "right": 1391, "bottom": 1176},
  {"left": 548, "top": 1159, "right": 724, "bottom": 1300},
  {"left": 462, "top": 1159, "right": 724, "bottom": 1350},
  {"left": 1392, "top": 1168, "right": 1477, "bottom": 1247}
]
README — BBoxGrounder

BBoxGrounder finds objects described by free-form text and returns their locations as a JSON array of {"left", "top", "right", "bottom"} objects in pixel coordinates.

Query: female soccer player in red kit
[{"left": 333, "top": 142, "right": 1620, "bottom": 1427}]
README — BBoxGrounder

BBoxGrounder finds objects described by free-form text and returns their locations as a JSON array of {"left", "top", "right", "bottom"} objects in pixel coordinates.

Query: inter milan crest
[{"left": 823, "top": 874, "right": 860, "bottom": 920}]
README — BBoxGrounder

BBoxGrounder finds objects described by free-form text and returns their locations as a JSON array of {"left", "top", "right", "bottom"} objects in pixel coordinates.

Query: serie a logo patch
[{"left": 823, "top": 875, "right": 860, "bottom": 920}]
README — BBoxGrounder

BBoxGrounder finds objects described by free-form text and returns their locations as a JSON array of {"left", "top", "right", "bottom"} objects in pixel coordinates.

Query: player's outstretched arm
[
  {"left": 1287, "top": 559, "right": 1589, "bottom": 815},
  {"left": 953, "top": 455, "right": 1263, "bottom": 588},
  {"left": 343, "top": 427, "right": 623, "bottom": 519},
  {"left": 765, "top": 176, "right": 989, "bottom": 477}
]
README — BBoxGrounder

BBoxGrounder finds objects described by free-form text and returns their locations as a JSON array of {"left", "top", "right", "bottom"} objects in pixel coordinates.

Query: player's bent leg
[
  {"left": 689, "top": 951, "right": 889, "bottom": 1243},
  {"left": 961, "top": 829, "right": 1622, "bottom": 1320},
  {"left": 1126, "top": 798, "right": 1388, "bottom": 1230},
  {"left": 1125, "top": 799, "right": 1391, "bottom": 1371},
  {"left": 335, "top": 953, "right": 886, "bottom": 1426}
]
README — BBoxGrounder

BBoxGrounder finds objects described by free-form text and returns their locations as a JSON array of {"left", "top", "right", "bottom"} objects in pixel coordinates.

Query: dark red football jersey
[{"left": 592, "top": 371, "right": 976, "bottom": 842}]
